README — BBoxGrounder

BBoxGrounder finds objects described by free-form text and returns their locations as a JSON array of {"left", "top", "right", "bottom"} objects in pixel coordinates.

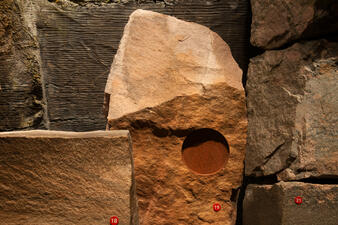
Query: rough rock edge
[{"left": 104, "top": 9, "right": 243, "bottom": 122}]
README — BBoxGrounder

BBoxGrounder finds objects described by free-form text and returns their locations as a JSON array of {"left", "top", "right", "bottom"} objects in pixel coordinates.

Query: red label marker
[
  {"left": 110, "top": 216, "right": 119, "bottom": 225},
  {"left": 294, "top": 196, "right": 302, "bottom": 205},
  {"left": 213, "top": 203, "right": 221, "bottom": 212}
]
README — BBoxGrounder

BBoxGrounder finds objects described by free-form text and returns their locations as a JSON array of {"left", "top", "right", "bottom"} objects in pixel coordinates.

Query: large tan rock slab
[
  {"left": 243, "top": 182, "right": 338, "bottom": 225},
  {"left": 245, "top": 40, "right": 338, "bottom": 180},
  {"left": 105, "top": 9, "right": 247, "bottom": 225},
  {"left": 250, "top": 0, "right": 338, "bottom": 49},
  {"left": 0, "top": 130, "right": 139, "bottom": 225}
]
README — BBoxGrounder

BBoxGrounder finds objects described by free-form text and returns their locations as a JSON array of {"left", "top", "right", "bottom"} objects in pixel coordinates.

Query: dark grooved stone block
[{"left": 0, "top": 130, "right": 139, "bottom": 225}]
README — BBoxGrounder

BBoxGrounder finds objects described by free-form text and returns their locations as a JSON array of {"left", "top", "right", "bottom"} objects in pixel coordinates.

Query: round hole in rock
[{"left": 181, "top": 128, "right": 229, "bottom": 175}]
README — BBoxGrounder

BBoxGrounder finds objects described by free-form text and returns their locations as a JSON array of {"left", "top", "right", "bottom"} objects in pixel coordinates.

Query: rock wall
[
  {"left": 1, "top": 0, "right": 337, "bottom": 224},
  {"left": 244, "top": 0, "right": 338, "bottom": 224}
]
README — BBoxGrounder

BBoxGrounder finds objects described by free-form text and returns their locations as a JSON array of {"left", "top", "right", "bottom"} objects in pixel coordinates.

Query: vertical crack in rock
[{"left": 246, "top": 40, "right": 338, "bottom": 181}]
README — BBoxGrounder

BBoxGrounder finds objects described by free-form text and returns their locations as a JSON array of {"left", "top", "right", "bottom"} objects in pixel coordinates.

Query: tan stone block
[{"left": 0, "top": 130, "right": 139, "bottom": 225}]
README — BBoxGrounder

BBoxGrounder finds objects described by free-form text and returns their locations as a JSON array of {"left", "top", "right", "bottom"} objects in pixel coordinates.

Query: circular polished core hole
[{"left": 181, "top": 128, "right": 229, "bottom": 175}]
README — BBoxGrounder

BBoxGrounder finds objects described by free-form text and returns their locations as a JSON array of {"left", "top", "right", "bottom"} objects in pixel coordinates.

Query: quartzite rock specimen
[
  {"left": 0, "top": 130, "right": 139, "bottom": 225},
  {"left": 245, "top": 40, "right": 338, "bottom": 180},
  {"left": 243, "top": 182, "right": 338, "bottom": 225},
  {"left": 250, "top": 0, "right": 338, "bottom": 49},
  {"left": 105, "top": 9, "right": 247, "bottom": 225}
]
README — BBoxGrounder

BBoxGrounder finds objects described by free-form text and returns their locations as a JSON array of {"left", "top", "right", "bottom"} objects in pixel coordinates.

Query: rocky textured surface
[
  {"left": 243, "top": 182, "right": 338, "bottom": 225},
  {"left": 106, "top": 10, "right": 247, "bottom": 225},
  {"left": 250, "top": 0, "right": 338, "bottom": 49},
  {"left": 36, "top": 0, "right": 249, "bottom": 131},
  {"left": 245, "top": 40, "right": 338, "bottom": 180},
  {"left": 0, "top": 0, "right": 44, "bottom": 131},
  {"left": 0, "top": 130, "right": 139, "bottom": 225}
]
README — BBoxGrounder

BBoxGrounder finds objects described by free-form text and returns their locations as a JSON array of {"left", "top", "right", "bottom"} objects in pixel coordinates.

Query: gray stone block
[
  {"left": 243, "top": 182, "right": 338, "bottom": 225},
  {"left": 245, "top": 40, "right": 338, "bottom": 180}
]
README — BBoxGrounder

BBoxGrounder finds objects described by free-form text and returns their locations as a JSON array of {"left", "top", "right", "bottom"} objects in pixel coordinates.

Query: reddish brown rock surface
[
  {"left": 105, "top": 9, "right": 247, "bottom": 225},
  {"left": 0, "top": 130, "right": 139, "bottom": 225},
  {"left": 250, "top": 0, "right": 338, "bottom": 49}
]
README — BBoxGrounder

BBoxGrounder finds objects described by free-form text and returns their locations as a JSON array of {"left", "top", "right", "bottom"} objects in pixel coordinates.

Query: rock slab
[
  {"left": 250, "top": 0, "right": 338, "bottom": 49},
  {"left": 243, "top": 182, "right": 338, "bottom": 225},
  {"left": 245, "top": 40, "right": 338, "bottom": 180},
  {"left": 105, "top": 9, "right": 247, "bottom": 225},
  {"left": 0, "top": 130, "right": 139, "bottom": 225}
]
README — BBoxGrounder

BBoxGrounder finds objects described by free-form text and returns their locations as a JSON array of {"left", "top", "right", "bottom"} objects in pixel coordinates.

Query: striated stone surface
[
  {"left": 0, "top": 0, "right": 44, "bottom": 131},
  {"left": 250, "top": 0, "right": 338, "bottom": 49},
  {"left": 0, "top": 130, "right": 139, "bottom": 225},
  {"left": 243, "top": 182, "right": 338, "bottom": 225},
  {"left": 106, "top": 10, "right": 247, "bottom": 225},
  {"left": 245, "top": 40, "right": 338, "bottom": 180}
]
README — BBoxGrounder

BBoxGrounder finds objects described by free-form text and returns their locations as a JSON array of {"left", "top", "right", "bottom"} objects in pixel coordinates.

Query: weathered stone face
[
  {"left": 106, "top": 10, "right": 247, "bottom": 225},
  {"left": 250, "top": 0, "right": 338, "bottom": 49},
  {"left": 0, "top": 130, "right": 139, "bottom": 225},
  {"left": 245, "top": 40, "right": 338, "bottom": 180},
  {"left": 243, "top": 182, "right": 338, "bottom": 225},
  {"left": 0, "top": 0, "right": 44, "bottom": 131}
]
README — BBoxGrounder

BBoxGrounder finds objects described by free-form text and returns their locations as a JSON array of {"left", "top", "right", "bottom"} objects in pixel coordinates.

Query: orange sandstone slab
[
  {"left": 0, "top": 130, "right": 139, "bottom": 225},
  {"left": 105, "top": 9, "right": 247, "bottom": 225}
]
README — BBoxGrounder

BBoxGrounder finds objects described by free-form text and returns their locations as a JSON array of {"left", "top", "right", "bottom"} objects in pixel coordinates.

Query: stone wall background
[
  {"left": 0, "top": 0, "right": 337, "bottom": 224},
  {"left": 243, "top": 0, "right": 338, "bottom": 224}
]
